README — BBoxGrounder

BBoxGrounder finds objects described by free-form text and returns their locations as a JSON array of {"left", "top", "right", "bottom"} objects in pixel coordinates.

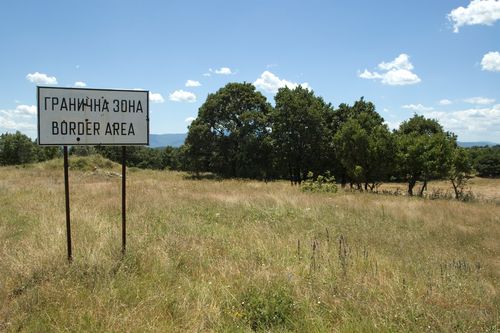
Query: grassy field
[{"left": 0, "top": 156, "right": 499, "bottom": 332}]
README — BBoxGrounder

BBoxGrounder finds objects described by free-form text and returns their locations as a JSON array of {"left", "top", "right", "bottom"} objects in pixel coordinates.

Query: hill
[
  {"left": 149, "top": 133, "right": 187, "bottom": 148},
  {"left": 458, "top": 141, "right": 498, "bottom": 148},
  {"left": 147, "top": 134, "right": 498, "bottom": 149}
]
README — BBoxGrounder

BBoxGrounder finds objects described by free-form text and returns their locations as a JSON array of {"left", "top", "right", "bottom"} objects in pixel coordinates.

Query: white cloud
[
  {"left": 202, "top": 72, "right": 211, "bottom": 77},
  {"left": 185, "top": 80, "right": 201, "bottom": 87},
  {"left": 26, "top": 72, "right": 57, "bottom": 85},
  {"left": 15, "top": 105, "right": 37, "bottom": 115},
  {"left": 448, "top": 0, "right": 500, "bottom": 33},
  {"left": 384, "top": 120, "right": 401, "bottom": 131},
  {"left": 185, "top": 117, "right": 196, "bottom": 124},
  {"left": 402, "top": 104, "right": 434, "bottom": 112},
  {"left": 359, "top": 54, "right": 421, "bottom": 86},
  {"left": 481, "top": 51, "right": 500, "bottom": 72},
  {"left": 169, "top": 90, "right": 196, "bottom": 103},
  {"left": 214, "top": 67, "right": 232, "bottom": 75},
  {"left": 359, "top": 70, "right": 382, "bottom": 80},
  {"left": 378, "top": 54, "right": 414, "bottom": 71},
  {"left": 464, "top": 96, "right": 495, "bottom": 105},
  {"left": 254, "top": 71, "right": 311, "bottom": 94},
  {"left": 424, "top": 104, "right": 500, "bottom": 141},
  {"left": 149, "top": 92, "right": 165, "bottom": 103},
  {"left": 0, "top": 107, "right": 36, "bottom": 131},
  {"left": 74, "top": 81, "right": 87, "bottom": 87},
  {"left": 439, "top": 99, "right": 453, "bottom": 105}
]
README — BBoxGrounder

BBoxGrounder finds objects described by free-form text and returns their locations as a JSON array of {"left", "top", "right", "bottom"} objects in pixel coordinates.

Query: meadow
[{"left": 0, "top": 156, "right": 499, "bottom": 332}]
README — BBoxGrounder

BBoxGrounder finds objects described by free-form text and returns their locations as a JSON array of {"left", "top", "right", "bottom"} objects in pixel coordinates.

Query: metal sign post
[
  {"left": 121, "top": 146, "right": 126, "bottom": 254},
  {"left": 63, "top": 146, "right": 72, "bottom": 262},
  {"left": 37, "top": 87, "right": 149, "bottom": 262}
]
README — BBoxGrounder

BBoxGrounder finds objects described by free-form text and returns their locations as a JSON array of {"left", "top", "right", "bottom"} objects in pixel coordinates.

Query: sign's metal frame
[{"left": 37, "top": 86, "right": 149, "bottom": 146}]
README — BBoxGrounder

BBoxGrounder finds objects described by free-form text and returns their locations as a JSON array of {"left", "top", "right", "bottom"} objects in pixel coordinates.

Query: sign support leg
[
  {"left": 63, "top": 146, "right": 72, "bottom": 263},
  {"left": 122, "top": 146, "right": 126, "bottom": 255}
]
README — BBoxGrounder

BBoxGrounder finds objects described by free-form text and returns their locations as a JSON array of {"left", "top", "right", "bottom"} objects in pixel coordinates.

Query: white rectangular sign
[{"left": 37, "top": 87, "right": 149, "bottom": 146}]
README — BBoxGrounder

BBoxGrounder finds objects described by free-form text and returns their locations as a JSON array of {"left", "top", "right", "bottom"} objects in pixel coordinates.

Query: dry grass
[
  {"left": 0, "top": 157, "right": 499, "bottom": 332},
  {"left": 378, "top": 178, "right": 500, "bottom": 202}
]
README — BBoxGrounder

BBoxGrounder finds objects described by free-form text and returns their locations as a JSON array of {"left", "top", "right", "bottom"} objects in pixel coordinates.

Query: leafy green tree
[
  {"left": 332, "top": 99, "right": 394, "bottom": 190},
  {"left": 271, "top": 86, "right": 333, "bottom": 184},
  {"left": 0, "top": 131, "right": 37, "bottom": 165},
  {"left": 395, "top": 115, "right": 456, "bottom": 196},
  {"left": 468, "top": 145, "right": 500, "bottom": 178},
  {"left": 161, "top": 146, "right": 182, "bottom": 170},
  {"left": 183, "top": 120, "right": 213, "bottom": 176},
  {"left": 35, "top": 145, "right": 61, "bottom": 161},
  {"left": 448, "top": 147, "right": 473, "bottom": 200},
  {"left": 184, "top": 82, "right": 272, "bottom": 178}
]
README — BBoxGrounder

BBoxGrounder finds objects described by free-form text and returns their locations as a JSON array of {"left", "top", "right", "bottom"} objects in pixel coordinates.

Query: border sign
[
  {"left": 37, "top": 86, "right": 149, "bottom": 145},
  {"left": 37, "top": 86, "right": 149, "bottom": 262}
]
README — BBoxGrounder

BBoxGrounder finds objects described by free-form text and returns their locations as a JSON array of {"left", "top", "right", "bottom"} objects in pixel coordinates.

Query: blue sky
[{"left": 1, "top": 0, "right": 499, "bottom": 142}]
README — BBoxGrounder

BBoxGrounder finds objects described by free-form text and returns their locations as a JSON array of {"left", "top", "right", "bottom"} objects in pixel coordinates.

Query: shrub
[{"left": 301, "top": 171, "right": 338, "bottom": 193}]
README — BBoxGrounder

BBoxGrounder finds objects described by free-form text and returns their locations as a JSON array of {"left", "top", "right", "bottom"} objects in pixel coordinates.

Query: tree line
[
  {"left": 182, "top": 82, "right": 498, "bottom": 198},
  {"left": 1, "top": 82, "right": 499, "bottom": 197}
]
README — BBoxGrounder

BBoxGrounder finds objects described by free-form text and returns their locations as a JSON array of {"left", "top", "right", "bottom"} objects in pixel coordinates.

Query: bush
[
  {"left": 301, "top": 171, "right": 338, "bottom": 193},
  {"left": 38, "top": 155, "right": 118, "bottom": 171}
]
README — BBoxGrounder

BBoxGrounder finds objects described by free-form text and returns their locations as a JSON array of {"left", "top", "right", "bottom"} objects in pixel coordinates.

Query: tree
[
  {"left": 468, "top": 145, "right": 500, "bottom": 178},
  {"left": 271, "top": 86, "right": 333, "bottom": 184},
  {"left": 448, "top": 147, "right": 473, "bottom": 200},
  {"left": 395, "top": 115, "right": 456, "bottom": 196},
  {"left": 184, "top": 82, "right": 272, "bottom": 178},
  {"left": 0, "top": 131, "right": 37, "bottom": 165},
  {"left": 161, "top": 146, "right": 182, "bottom": 170},
  {"left": 332, "top": 99, "right": 394, "bottom": 190}
]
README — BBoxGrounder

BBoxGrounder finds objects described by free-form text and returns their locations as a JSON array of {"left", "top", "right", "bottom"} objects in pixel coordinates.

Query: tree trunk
[
  {"left": 451, "top": 179, "right": 461, "bottom": 199},
  {"left": 408, "top": 178, "right": 416, "bottom": 196},
  {"left": 418, "top": 179, "right": 427, "bottom": 197}
]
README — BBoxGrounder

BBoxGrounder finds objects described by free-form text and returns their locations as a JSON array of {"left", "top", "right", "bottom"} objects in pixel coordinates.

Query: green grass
[{"left": 0, "top": 157, "right": 499, "bottom": 332}]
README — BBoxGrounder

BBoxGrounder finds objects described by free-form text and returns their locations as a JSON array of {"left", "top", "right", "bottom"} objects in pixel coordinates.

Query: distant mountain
[
  {"left": 458, "top": 141, "right": 498, "bottom": 148},
  {"left": 148, "top": 135, "right": 497, "bottom": 149},
  {"left": 149, "top": 133, "right": 187, "bottom": 148}
]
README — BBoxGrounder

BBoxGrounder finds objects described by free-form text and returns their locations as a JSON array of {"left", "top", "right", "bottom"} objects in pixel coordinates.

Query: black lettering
[
  {"left": 128, "top": 100, "right": 135, "bottom": 113},
  {"left": 69, "top": 98, "right": 76, "bottom": 111},
  {"left": 93, "top": 98, "right": 101, "bottom": 112},
  {"left": 93, "top": 122, "right": 100, "bottom": 135},
  {"left": 78, "top": 122, "right": 85, "bottom": 135},
  {"left": 44, "top": 97, "right": 50, "bottom": 111},
  {"left": 69, "top": 121, "right": 76, "bottom": 135},
  {"left": 52, "top": 121, "right": 59, "bottom": 135},
  {"left": 113, "top": 100, "right": 119, "bottom": 112},
  {"left": 106, "top": 122, "right": 112, "bottom": 135},
  {"left": 137, "top": 101, "right": 143, "bottom": 113},
  {"left": 86, "top": 121, "right": 92, "bottom": 135},
  {"left": 113, "top": 122, "right": 120, "bottom": 135},
  {"left": 51, "top": 97, "right": 59, "bottom": 111},
  {"left": 60, "top": 121, "right": 68, "bottom": 135},
  {"left": 103, "top": 100, "right": 109, "bottom": 112},
  {"left": 128, "top": 123, "right": 135, "bottom": 135},
  {"left": 78, "top": 99, "right": 86, "bottom": 111},
  {"left": 121, "top": 100, "right": 127, "bottom": 112},
  {"left": 61, "top": 98, "right": 68, "bottom": 111}
]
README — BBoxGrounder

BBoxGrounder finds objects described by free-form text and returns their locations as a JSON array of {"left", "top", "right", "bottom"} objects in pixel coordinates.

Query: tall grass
[{"left": 0, "top": 157, "right": 499, "bottom": 332}]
